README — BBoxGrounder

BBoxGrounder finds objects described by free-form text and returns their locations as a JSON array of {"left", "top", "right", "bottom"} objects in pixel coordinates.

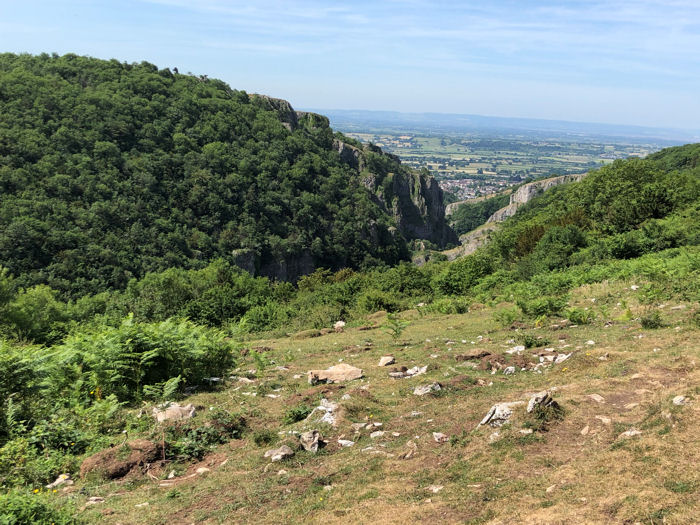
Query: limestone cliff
[
  {"left": 486, "top": 174, "right": 586, "bottom": 223},
  {"left": 255, "top": 94, "right": 456, "bottom": 249}
]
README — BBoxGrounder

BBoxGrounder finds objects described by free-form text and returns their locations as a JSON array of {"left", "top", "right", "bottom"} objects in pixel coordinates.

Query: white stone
[
  {"left": 152, "top": 403, "right": 195, "bottom": 423},
  {"left": 672, "top": 395, "right": 687, "bottom": 406},
  {"left": 378, "top": 355, "right": 395, "bottom": 367},
  {"left": 479, "top": 401, "right": 525, "bottom": 427},
  {"left": 413, "top": 383, "right": 441, "bottom": 396},
  {"left": 432, "top": 432, "right": 449, "bottom": 443},
  {"left": 618, "top": 429, "right": 642, "bottom": 439}
]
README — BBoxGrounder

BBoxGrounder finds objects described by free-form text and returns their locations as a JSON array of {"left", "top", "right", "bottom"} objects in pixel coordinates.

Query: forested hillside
[{"left": 0, "top": 53, "right": 453, "bottom": 298}]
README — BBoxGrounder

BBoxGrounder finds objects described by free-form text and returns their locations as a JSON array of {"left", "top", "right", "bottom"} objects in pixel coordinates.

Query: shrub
[
  {"left": 283, "top": 403, "right": 313, "bottom": 425},
  {"left": 47, "top": 316, "right": 236, "bottom": 403},
  {"left": 165, "top": 409, "right": 245, "bottom": 461},
  {"left": 355, "top": 290, "right": 400, "bottom": 314},
  {"left": 0, "top": 490, "right": 80, "bottom": 525},
  {"left": 493, "top": 306, "right": 521, "bottom": 327},
  {"left": 432, "top": 253, "right": 493, "bottom": 296},
  {"left": 566, "top": 307, "right": 596, "bottom": 325},
  {"left": 640, "top": 310, "right": 664, "bottom": 329},
  {"left": 427, "top": 297, "right": 470, "bottom": 315},
  {"left": 520, "top": 334, "right": 550, "bottom": 348},
  {"left": 516, "top": 295, "right": 568, "bottom": 317}
]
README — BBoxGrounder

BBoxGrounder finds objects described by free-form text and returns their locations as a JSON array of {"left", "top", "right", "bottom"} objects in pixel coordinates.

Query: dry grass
[{"left": 73, "top": 282, "right": 699, "bottom": 524}]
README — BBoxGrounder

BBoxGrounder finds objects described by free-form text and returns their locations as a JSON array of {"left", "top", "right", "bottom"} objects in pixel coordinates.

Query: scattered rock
[
  {"left": 305, "top": 398, "right": 340, "bottom": 426},
  {"left": 46, "top": 473, "right": 72, "bottom": 489},
  {"left": 277, "top": 469, "right": 288, "bottom": 476},
  {"left": 80, "top": 439, "right": 159, "bottom": 480},
  {"left": 299, "top": 430, "right": 321, "bottom": 452},
  {"left": 479, "top": 402, "right": 525, "bottom": 428},
  {"left": 503, "top": 366, "right": 516, "bottom": 375},
  {"left": 334, "top": 320, "right": 346, "bottom": 332},
  {"left": 427, "top": 485, "right": 444, "bottom": 493},
  {"left": 506, "top": 345, "right": 526, "bottom": 355},
  {"left": 135, "top": 502, "right": 149, "bottom": 508},
  {"left": 378, "top": 355, "right": 396, "bottom": 367},
  {"left": 338, "top": 439, "right": 355, "bottom": 447},
  {"left": 587, "top": 394, "right": 605, "bottom": 403},
  {"left": 152, "top": 402, "right": 195, "bottom": 423},
  {"left": 554, "top": 353, "right": 572, "bottom": 364},
  {"left": 673, "top": 395, "right": 688, "bottom": 406},
  {"left": 580, "top": 425, "right": 590, "bottom": 436},
  {"left": 519, "top": 429, "right": 533, "bottom": 435},
  {"left": 195, "top": 467, "right": 210, "bottom": 476},
  {"left": 390, "top": 365, "right": 428, "bottom": 379},
  {"left": 595, "top": 415, "right": 611, "bottom": 425},
  {"left": 585, "top": 340, "right": 595, "bottom": 345},
  {"left": 546, "top": 484, "right": 556, "bottom": 494},
  {"left": 432, "top": 432, "right": 449, "bottom": 443},
  {"left": 370, "top": 431, "right": 385, "bottom": 439},
  {"left": 86, "top": 496, "right": 105, "bottom": 505},
  {"left": 413, "top": 383, "right": 442, "bottom": 396},
  {"left": 618, "top": 429, "right": 642, "bottom": 439},
  {"left": 308, "top": 363, "right": 364, "bottom": 385}
]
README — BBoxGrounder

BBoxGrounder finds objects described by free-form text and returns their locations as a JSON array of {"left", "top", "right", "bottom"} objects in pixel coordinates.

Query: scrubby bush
[
  {"left": 516, "top": 295, "right": 568, "bottom": 317},
  {"left": 566, "top": 307, "right": 596, "bottom": 325},
  {"left": 432, "top": 253, "right": 493, "bottom": 296},
  {"left": 48, "top": 315, "right": 236, "bottom": 403},
  {"left": 0, "top": 490, "right": 81, "bottom": 525},
  {"left": 283, "top": 403, "right": 313, "bottom": 425},
  {"left": 427, "top": 297, "right": 470, "bottom": 314},
  {"left": 165, "top": 409, "right": 245, "bottom": 461}
]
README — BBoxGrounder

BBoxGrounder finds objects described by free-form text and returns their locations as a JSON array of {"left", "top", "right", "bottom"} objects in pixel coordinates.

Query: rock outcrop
[{"left": 486, "top": 174, "right": 585, "bottom": 223}]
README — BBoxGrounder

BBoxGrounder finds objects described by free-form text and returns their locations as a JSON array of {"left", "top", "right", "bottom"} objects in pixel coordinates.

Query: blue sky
[{"left": 1, "top": 0, "right": 699, "bottom": 128}]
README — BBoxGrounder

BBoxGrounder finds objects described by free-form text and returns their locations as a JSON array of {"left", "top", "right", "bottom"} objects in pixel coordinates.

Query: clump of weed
[
  {"left": 566, "top": 307, "right": 595, "bottom": 325},
  {"left": 523, "top": 403, "right": 565, "bottom": 432},
  {"left": 520, "top": 334, "right": 550, "bottom": 348},
  {"left": 283, "top": 403, "right": 312, "bottom": 425},
  {"left": 640, "top": 309, "right": 664, "bottom": 329},
  {"left": 493, "top": 306, "right": 520, "bottom": 327},
  {"left": 253, "top": 429, "right": 276, "bottom": 447}
]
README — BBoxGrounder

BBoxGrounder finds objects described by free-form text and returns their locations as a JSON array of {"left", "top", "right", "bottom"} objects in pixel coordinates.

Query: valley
[{"left": 0, "top": 54, "right": 698, "bottom": 525}]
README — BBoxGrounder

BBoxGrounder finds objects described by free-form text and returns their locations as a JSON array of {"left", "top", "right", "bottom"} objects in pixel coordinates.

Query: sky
[{"left": 1, "top": 0, "right": 699, "bottom": 129}]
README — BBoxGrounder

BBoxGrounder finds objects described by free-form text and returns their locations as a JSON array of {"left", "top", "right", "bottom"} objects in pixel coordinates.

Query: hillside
[
  {"left": 0, "top": 55, "right": 699, "bottom": 523},
  {"left": 0, "top": 53, "right": 454, "bottom": 297}
]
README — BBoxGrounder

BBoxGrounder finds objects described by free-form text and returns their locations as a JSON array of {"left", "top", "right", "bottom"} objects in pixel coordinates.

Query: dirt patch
[
  {"left": 80, "top": 439, "right": 160, "bottom": 480},
  {"left": 285, "top": 384, "right": 346, "bottom": 405}
]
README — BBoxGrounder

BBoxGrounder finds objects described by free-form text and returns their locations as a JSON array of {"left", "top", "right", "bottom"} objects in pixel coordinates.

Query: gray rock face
[{"left": 486, "top": 174, "right": 586, "bottom": 224}]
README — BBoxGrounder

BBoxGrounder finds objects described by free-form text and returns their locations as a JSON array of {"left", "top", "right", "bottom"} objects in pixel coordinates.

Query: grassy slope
[{"left": 71, "top": 280, "right": 698, "bottom": 524}]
